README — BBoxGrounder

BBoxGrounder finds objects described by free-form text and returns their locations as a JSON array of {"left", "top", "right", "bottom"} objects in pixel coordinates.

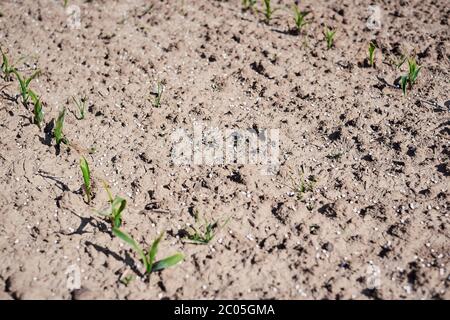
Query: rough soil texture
[{"left": 0, "top": 0, "right": 449, "bottom": 300}]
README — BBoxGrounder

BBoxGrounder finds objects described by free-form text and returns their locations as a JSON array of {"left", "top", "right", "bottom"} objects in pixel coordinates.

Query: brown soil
[{"left": 0, "top": 0, "right": 449, "bottom": 300}]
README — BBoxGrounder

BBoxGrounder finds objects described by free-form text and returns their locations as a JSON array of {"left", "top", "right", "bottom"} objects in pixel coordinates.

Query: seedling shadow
[
  {"left": 358, "top": 58, "right": 373, "bottom": 68},
  {"left": 0, "top": 91, "right": 17, "bottom": 103},
  {"left": 444, "top": 100, "right": 450, "bottom": 111},
  {"left": 62, "top": 208, "right": 143, "bottom": 275},
  {"left": 62, "top": 208, "right": 108, "bottom": 235},
  {"left": 39, "top": 120, "right": 54, "bottom": 147},
  {"left": 37, "top": 170, "right": 69, "bottom": 192},
  {"left": 271, "top": 28, "right": 299, "bottom": 36},
  {"left": 173, "top": 228, "right": 189, "bottom": 239},
  {"left": 375, "top": 76, "right": 397, "bottom": 89},
  {"left": 17, "top": 115, "right": 33, "bottom": 127},
  {"left": 420, "top": 100, "right": 449, "bottom": 112},
  {"left": 85, "top": 241, "right": 142, "bottom": 276},
  {"left": 0, "top": 84, "right": 18, "bottom": 102}
]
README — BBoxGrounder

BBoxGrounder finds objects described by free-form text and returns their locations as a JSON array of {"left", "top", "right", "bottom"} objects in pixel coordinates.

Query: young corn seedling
[
  {"left": 28, "top": 89, "right": 44, "bottom": 128},
  {"left": 242, "top": 0, "right": 257, "bottom": 11},
  {"left": 151, "top": 81, "right": 164, "bottom": 108},
  {"left": 400, "top": 58, "right": 422, "bottom": 95},
  {"left": 368, "top": 42, "right": 376, "bottom": 67},
  {"left": 12, "top": 69, "right": 40, "bottom": 105},
  {"left": 293, "top": 5, "right": 309, "bottom": 33},
  {"left": 80, "top": 156, "right": 92, "bottom": 204},
  {"left": 120, "top": 274, "right": 135, "bottom": 286},
  {"left": 113, "top": 229, "right": 184, "bottom": 275},
  {"left": 1, "top": 48, "right": 14, "bottom": 81},
  {"left": 54, "top": 107, "right": 69, "bottom": 145},
  {"left": 323, "top": 27, "right": 336, "bottom": 49},
  {"left": 97, "top": 182, "right": 126, "bottom": 228},
  {"left": 293, "top": 176, "right": 315, "bottom": 200},
  {"left": 242, "top": 0, "right": 257, "bottom": 9},
  {"left": 184, "top": 210, "right": 230, "bottom": 245},
  {"left": 395, "top": 55, "right": 407, "bottom": 69},
  {"left": 72, "top": 96, "right": 86, "bottom": 120},
  {"left": 262, "top": 0, "right": 276, "bottom": 23},
  {"left": 284, "top": 166, "right": 316, "bottom": 201}
]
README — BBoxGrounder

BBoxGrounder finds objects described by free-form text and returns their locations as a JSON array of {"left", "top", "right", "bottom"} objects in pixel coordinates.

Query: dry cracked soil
[{"left": 0, "top": 0, "right": 449, "bottom": 299}]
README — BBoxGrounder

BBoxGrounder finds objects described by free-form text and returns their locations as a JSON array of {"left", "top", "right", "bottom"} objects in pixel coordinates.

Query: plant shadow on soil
[
  {"left": 37, "top": 170, "right": 69, "bottom": 192},
  {"left": 85, "top": 241, "right": 143, "bottom": 277},
  {"left": 64, "top": 208, "right": 144, "bottom": 277},
  {"left": 40, "top": 120, "right": 54, "bottom": 147}
]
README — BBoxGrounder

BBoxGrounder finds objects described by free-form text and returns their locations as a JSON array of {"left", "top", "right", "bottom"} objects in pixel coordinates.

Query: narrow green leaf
[
  {"left": 12, "top": 69, "right": 23, "bottom": 83},
  {"left": 400, "top": 75, "right": 408, "bottom": 95},
  {"left": 28, "top": 89, "right": 38, "bottom": 103},
  {"left": 102, "top": 180, "right": 114, "bottom": 203},
  {"left": 80, "top": 157, "right": 91, "bottom": 203},
  {"left": 111, "top": 196, "right": 126, "bottom": 228},
  {"left": 152, "top": 253, "right": 184, "bottom": 272},
  {"left": 412, "top": 66, "right": 422, "bottom": 85},
  {"left": 148, "top": 232, "right": 165, "bottom": 272},
  {"left": 396, "top": 56, "right": 406, "bottom": 68},
  {"left": 12, "top": 69, "right": 28, "bottom": 103},
  {"left": 112, "top": 228, "right": 148, "bottom": 272},
  {"left": 72, "top": 96, "right": 86, "bottom": 120},
  {"left": 25, "top": 70, "right": 40, "bottom": 87},
  {"left": 54, "top": 107, "right": 66, "bottom": 144},
  {"left": 33, "top": 100, "right": 43, "bottom": 128},
  {"left": 368, "top": 42, "right": 376, "bottom": 67}
]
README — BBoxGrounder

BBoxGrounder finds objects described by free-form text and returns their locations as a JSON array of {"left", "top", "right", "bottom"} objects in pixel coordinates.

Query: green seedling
[
  {"left": 400, "top": 58, "right": 422, "bottom": 95},
  {"left": 184, "top": 210, "right": 230, "bottom": 245},
  {"left": 120, "top": 274, "right": 135, "bottom": 285},
  {"left": 64, "top": 0, "right": 69, "bottom": 8},
  {"left": 97, "top": 182, "right": 126, "bottom": 228},
  {"left": 323, "top": 27, "right": 336, "bottom": 49},
  {"left": 1, "top": 48, "right": 14, "bottom": 81},
  {"left": 262, "top": 0, "right": 276, "bottom": 23},
  {"left": 368, "top": 42, "right": 376, "bottom": 67},
  {"left": 12, "top": 69, "right": 40, "bottom": 105},
  {"left": 28, "top": 89, "right": 44, "bottom": 128},
  {"left": 107, "top": 196, "right": 126, "bottom": 228},
  {"left": 152, "top": 81, "right": 164, "bottom": 107},
  {"left": 395, "top": 55, "right": 407, "bottom": 69},
  {"left": 284, "top": 166, "right": 316, "bottom": 200},
  {"left": 400, "top": 75, "right": 408, "bottom": 95},
  {"left": 242, "top": 0, "right": 257, "bottom": 11},
  {"left": 294, "top": 176, "right": 315, "bottom": 200},
  {"left": 113, "top": 229, "right": 184, "bottom": 275},
  {"left": 406, "top": 58, "right": 421, "bottom": 87},
  {"left": 80, "top": 156, "right": 91, "bottom": 204},
  {"left": 293, "top": 5, "right": 309, "bottom": 33},
  {"left": 54, "top": 107, "right": 68, "bottom": 145},
  {"left": 72, "top": 96, "right": 86, "bottom": 120}
]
